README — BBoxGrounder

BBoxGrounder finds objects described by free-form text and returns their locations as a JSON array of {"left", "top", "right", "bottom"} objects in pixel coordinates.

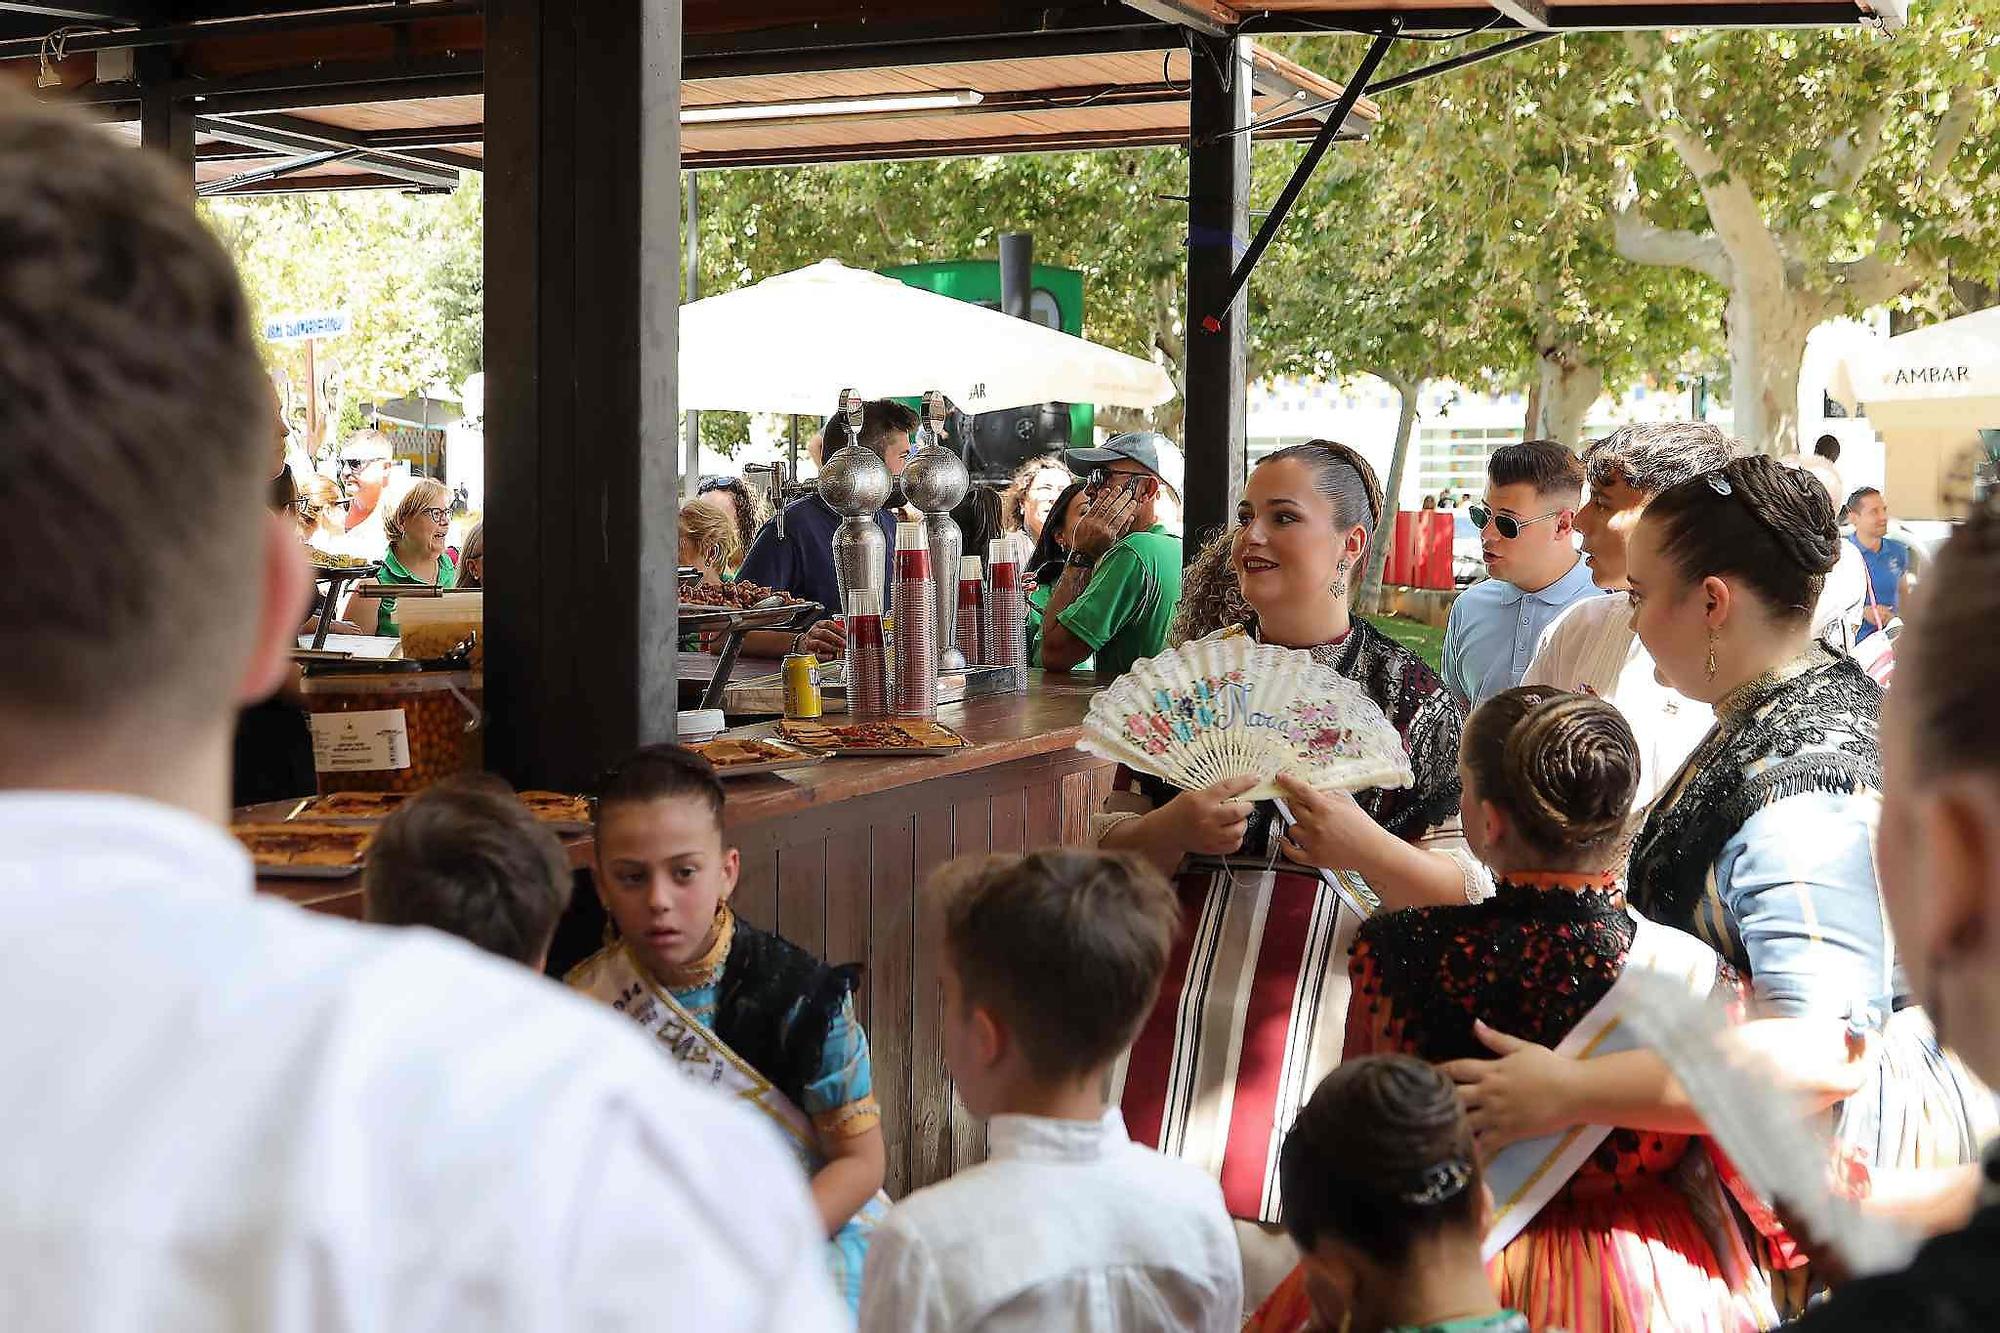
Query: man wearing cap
[
  {"left": 1038, "top": 431, "right": 1184, "bottom": 676},
  {"left": 316, "top": 427, "right": 397, "bottom": 562}
]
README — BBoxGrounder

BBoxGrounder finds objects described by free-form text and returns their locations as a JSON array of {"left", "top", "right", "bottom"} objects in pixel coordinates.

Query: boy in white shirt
[{"left": 860, "top": 850, "right": 1242, "bottom": 1331}]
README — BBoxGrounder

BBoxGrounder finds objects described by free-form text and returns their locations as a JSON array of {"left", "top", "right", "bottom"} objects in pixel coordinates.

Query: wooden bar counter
[{"left": 253, "top": 672, "right": 1115, "bottom": 1197}]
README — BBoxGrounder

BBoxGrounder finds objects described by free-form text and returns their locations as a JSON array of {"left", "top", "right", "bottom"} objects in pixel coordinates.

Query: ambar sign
[{"left": 1893, "top": 364, "right": 1971, "bottom": 385}]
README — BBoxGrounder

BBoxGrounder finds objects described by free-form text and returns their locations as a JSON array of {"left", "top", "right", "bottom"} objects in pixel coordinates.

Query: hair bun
[
  {"left": 1500, "top": 694, "right": 1639, "bottom": 850},
  {"left": 1733, "top": 456, "right": 1839, "bottom": 577}
]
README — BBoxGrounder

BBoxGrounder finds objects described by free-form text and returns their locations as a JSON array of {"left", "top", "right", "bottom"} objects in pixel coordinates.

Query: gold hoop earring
[{"left": 1704, "top": 629, "right": 1718, "bottom": 681}]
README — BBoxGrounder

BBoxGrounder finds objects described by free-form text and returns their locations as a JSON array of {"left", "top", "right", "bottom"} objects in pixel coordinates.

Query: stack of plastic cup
[
  {"left": 986, "top": 537, "right": 1028, "bottom": 693},
  {"left": 844, "top": 588, "right": 889, "bottom": 721},
  {"left": 957, "top": 555, "right": 986, "bottom": 667},
  {"left": 892, "top": 521, "right": 938, "bottom": 719}
]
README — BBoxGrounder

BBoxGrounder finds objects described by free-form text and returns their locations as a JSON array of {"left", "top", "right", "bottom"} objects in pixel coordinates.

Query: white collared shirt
[
  {"left": 0, "top": 792, "right": 844, "bottom": 1332},
  {"left": 858, "top": 1108, "right": 1241, "bottom": 1333},
  {"left": 1523, "top": 591, "right": 1715, "bottom": 811}
]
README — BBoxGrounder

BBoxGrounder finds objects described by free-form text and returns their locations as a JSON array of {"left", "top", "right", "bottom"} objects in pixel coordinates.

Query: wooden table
[{"left": 249, "top": 672, "right": 1117, "bottom": 1197}]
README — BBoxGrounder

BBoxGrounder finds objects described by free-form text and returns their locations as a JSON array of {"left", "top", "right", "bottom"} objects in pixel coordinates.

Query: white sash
[
  {"left": 571, "top": 943, "right": 819, "bottom": 1159},
  {"left": 1480, "top": 911, "right": 1721, "bottom": 1261}
]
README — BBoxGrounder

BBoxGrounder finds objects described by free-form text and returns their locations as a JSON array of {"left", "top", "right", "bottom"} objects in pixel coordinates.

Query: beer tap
[
  {"left": 816, "top": 387, "right": 892, "bottom": 609},
  {"left": 901, "top": 390, "right": 971, "bottom": 673}
]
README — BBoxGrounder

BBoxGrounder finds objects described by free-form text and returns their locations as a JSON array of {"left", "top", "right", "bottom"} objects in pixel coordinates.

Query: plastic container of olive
[{"left": 299, "top": 669, "right": 484, "bottom": 795}]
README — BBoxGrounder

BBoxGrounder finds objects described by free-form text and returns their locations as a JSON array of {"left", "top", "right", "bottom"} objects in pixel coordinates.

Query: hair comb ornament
[
  {"left": 1401, "top": 1158, "right": 1473, "bottom": 1206},
  {"left": 1705, "top": 471, "right": 1735, "bottom": 497}
]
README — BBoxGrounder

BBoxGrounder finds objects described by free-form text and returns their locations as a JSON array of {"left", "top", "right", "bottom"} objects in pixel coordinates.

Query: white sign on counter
[{"left": 310, "top": 709, "right": 411, "bottom": 773}]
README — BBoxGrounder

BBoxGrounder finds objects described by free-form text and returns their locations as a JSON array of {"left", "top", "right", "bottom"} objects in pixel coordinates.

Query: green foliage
[{"left": 203, "top": 176, "right": 484, "bottom": 422}]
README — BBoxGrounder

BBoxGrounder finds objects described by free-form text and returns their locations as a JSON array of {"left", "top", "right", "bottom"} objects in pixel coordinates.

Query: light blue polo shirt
[{"left": 1442, "top": 557, "right": 1603, "bottom": 708}]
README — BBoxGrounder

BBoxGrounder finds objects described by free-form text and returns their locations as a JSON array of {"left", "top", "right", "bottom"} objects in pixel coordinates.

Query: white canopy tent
[
  {"left": 677, "top": 259, "right": 1178, "bottom": 417},
  {"left": 1830, "top": 308, "right": 2000, "bottom": 519}
]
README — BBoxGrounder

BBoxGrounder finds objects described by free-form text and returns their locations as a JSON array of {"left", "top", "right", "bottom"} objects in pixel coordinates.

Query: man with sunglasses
[
  {"left": 1038, "top": 432, "right": 1184, "bottom": 676},
  {"left": 316, "top": 428, "right": 398, "bottom": 561},
  {"left": 1440, "top": 439, "right": 1601, "bottom": 708}
]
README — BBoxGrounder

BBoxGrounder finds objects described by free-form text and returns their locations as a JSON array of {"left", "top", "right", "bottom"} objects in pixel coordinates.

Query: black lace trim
[
  {"left": 1628, "top": 652, "right": 1882, "bottom": 933},
  {"left": 1353, "top": 880, "right": 1634, "bottom": 1064}
]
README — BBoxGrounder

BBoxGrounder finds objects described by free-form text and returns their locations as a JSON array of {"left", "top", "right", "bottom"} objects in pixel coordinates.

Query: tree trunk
[
  {"left": 1532, "top": 339, "right": 1604, "bottom": 447},
  {"left": 1724, "top": 277, "right": 1820, "bottom": 456},
  {"left": 1358, "top": 371, "right": 1419, "bottom": 616}
]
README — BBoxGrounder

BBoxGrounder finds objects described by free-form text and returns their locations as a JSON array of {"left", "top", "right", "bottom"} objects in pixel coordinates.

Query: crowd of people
[{"left": 5, "top": 92, "right": 1997, "bottom": 1333}]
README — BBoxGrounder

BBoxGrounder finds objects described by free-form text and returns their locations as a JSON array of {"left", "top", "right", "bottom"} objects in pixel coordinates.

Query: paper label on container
[{"left": 310, "top": 709, "right": 411, "bottom": 773}]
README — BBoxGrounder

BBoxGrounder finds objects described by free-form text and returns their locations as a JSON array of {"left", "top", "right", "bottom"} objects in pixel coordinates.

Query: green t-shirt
[
  {"left": 1053, "top": 524, "right": 1181, "bottom": 677},
  {"left": 1026, "top": 581, "right": 1092, "bottom": 672},
  {"left": 375, "top": 546, "right": 459, "bottom": 637}
]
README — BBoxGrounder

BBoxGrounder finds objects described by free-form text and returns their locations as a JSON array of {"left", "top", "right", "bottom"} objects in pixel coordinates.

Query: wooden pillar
[
  {"left": 135, "top": 48, "right": 194, "bottom": 191},
  {"left": 484, "top": 0, "right": 683, "bottom": 790},
  {"left": 1182, "top": 33, "right": 1250, "bottom": 555}
]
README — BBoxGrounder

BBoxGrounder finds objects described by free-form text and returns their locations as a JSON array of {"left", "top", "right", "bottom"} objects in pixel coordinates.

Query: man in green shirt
[{"left": 1039, "top": 432, "right": 1183, "bottom": 677}]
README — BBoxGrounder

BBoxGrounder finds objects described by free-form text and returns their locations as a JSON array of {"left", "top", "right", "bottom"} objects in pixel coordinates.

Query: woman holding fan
[{"left": 1095, "top": 441, "right": 1478, "bottom": 1287}]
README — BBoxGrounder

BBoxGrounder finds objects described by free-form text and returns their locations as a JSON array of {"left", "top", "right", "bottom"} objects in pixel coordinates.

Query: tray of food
[
  {"left": 287, "top": 788, "right": 593, "bottom": 832},
  {"left": 689, "top": 736, "right": 828, "bottom": 778},
  {"left": 233, "top": 821, "right": 375, "bottom": 878},
  {"left": 775, "top": 718, "right": 971, "bottom": 757}
]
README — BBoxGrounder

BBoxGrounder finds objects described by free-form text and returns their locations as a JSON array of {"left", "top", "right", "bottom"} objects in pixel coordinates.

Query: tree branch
[
  {"left": 1613, "top": 203, "right": 1732, "bottom": 284},
  {"left": 1816, "top": 104, "right": 1890, "bottom": 195},
  {"left": 1827, "top": 87, "right": 1979, "bottom": 307}
]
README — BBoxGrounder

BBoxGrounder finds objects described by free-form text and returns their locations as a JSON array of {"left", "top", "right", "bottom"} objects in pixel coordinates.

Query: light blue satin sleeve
[{"left": 1711, "top": 790, "right": 1896, "bottom": 1019}]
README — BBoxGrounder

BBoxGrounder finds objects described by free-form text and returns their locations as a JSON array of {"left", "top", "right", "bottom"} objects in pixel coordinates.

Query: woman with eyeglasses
[
  {"left": 345, "top": 478, "right": 458, "bottom": 638},
  {"left": 1452, "top": 456, "right": 1994, "bottom": 1315},
  {"left": 1095, "top": 442, "right": 1482, "bottom": 1297}
]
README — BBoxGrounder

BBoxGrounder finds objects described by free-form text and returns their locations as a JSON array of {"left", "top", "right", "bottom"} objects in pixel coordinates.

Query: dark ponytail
[{"left": 1641, "top": 455, "right": 1839, "bottom": 624}]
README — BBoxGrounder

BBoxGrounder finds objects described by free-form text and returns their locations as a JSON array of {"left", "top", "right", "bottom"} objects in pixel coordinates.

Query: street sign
[{"left": 263, "top": 310, "right": 349, "bottom": 343}]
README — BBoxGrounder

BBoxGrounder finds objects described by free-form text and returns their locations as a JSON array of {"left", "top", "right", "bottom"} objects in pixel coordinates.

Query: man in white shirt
[
  {"left": 1524, "top": 421, "right": 1738, "bottom": 810},
  {"left": 861, "top": 852, "right": 1240, "bottom": 1331},
  {"left": 0, "top": 97, "right": 842, "bottom": 1331},
  {"left": 1442, "top": 440, "right": 1603, "bottom": 708}
]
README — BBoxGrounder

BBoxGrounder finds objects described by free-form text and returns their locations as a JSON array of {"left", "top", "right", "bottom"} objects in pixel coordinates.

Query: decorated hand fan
[{"left": 1080, "top": 637, "right": 1413, "bottom": 801}]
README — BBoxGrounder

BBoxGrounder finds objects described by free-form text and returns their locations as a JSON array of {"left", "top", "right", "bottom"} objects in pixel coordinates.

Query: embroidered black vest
[{"left": 712, "top": 918, "right": 861, "bottom": 1117}]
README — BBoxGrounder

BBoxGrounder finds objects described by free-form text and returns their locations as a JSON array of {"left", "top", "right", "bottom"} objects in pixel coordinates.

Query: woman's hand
[
  {"left": 1159, "top": 775, "right": 1258, "bottom": 858},
  {"left": 1274, "top": 775, "right": 1381, "bottom": 871},
  {"left": 1440, "top": 1021, "right": 1582, "bottom": 1152}
]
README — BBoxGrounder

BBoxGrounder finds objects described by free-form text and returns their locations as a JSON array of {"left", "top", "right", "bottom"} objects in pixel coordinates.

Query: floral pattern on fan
[{"left": 1082, "top": 638, "right": 1414, "bottom": 801}]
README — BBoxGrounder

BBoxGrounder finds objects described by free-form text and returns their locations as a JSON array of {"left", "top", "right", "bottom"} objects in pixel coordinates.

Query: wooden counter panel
[{"left": 726, "top": 742, "right": 1115, "bottom": 1196}]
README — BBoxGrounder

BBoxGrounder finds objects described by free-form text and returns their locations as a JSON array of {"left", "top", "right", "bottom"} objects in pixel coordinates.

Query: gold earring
[{"left": 1705, "top": 629, "right": 1718, "bottom": 681}]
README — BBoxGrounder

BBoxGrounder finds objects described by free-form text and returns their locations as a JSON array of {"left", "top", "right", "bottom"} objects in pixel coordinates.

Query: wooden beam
[
  {"left": 485, "top": 0, "right": 683, "bottom": 789},
  {"left": 1181, "top": 31, "right": 1248, "bottom": 553}
]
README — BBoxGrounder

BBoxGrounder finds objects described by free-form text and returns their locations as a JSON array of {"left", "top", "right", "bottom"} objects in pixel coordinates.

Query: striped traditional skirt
[{"left": 1115, "top": 857, "right": 1369, "bottom": 1223}]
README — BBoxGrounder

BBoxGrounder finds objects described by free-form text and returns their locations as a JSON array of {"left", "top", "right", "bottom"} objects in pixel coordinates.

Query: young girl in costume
[
  {"left": 568, "top": 744, "right": 889, "bottom": 1314},
  {"left": 1253, "top": 689, "right": 1772, "bottom": 1333}
]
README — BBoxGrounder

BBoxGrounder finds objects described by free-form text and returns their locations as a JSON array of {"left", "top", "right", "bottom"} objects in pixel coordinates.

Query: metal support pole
[
  {"left": 1197, "top": 25, "right": 1400, "bottom": 333},
  {"left": 1181, "top": 33, "right": 1250, "bottom": 553},
  {"left": 683, "top": 169, "right": 701, "bottom": 501},
  {"left": 485, "top": 0, "right": 684, "bottom": 787}
]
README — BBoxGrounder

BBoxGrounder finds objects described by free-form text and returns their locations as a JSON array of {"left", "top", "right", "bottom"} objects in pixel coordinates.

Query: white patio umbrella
[
  {"left": 678, "top": 259, "right": 1177, "bottom": 416},
  {"left": 1829, "top": 308, "right": 2000, "bottom": 519}
]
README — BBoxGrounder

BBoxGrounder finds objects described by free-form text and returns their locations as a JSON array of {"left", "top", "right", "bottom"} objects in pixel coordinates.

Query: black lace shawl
[
  {"left": 1130, "top": 618, "right": 1464, "bottom": 846},
  {"left": 713, "top": 917, "right": 861, "bottom": 1117},
  {"left": 1355, "top": 880, "right": 1635, "bottom": 1064},
  {"left": 1627, "top": 650, "right": 1882, "bottom": 934}
]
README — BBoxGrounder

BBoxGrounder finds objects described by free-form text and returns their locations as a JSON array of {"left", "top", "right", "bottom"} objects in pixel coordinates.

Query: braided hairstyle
[
  {"left": 1900, "top": 495, "right": 2000, "bottom": 779},
  {"left": 1640, "top": 454, "right": 1840, "bottom": 625},
  {"left": 1280, "top": 1054, "right": 1483, "bottom": 1264},
  {"left": 1463, "top": 687, "right": 1639, "bottom": 868}
]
